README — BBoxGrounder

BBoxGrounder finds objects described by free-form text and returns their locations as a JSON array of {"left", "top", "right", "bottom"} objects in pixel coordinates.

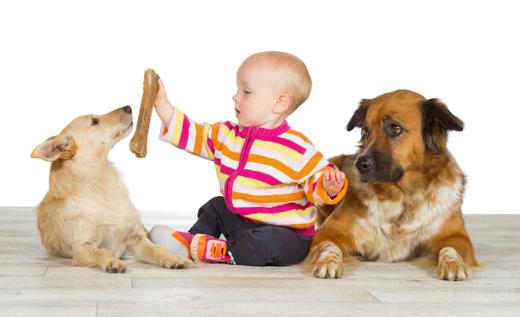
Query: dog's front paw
[
  {"left": 437, "top": 247, "right": 471, "bottom": 281},
  {"left": 102, "top": 259, "right": 127, "bottom": 273},
  {"left": 311, "top": 241, "right": 344, "bottom": 279},
  {"left": 159, "top": 255, "right": 192, "bottom": 269}
]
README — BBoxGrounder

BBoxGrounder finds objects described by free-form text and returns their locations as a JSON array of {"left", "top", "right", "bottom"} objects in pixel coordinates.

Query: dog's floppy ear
[
  {"left": 421, "top": 98, "right": 464, "bottom": 153},
  {"left": 31, "top": 135, "right": 77, "bottom": 162},
  {"left": 347, "top": 99, "right": 370, "bottom": 131}
]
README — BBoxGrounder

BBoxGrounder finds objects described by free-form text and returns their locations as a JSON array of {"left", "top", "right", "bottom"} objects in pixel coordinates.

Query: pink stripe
[
  {"left": 224, "top": 121, "right": 234, "bottom": 131},
  {"left": 223, "top": 121, "right": 242, "bottom": 137},
  {"left": 239, "top": 169, "right": 282, "bottom": 186},
  {"left": 207, "top": 136, "right": 214, "bottom": 154},
  {"left": 233, "top": 202, "right": 314, "bottom": 215},
  {"left": 256, "top": 135, "right": 306, "bottom": 154},
  {"left": 177, "top": 116, "right": 190, "bottom": 149},
  {"left": 219, "top": 164, "right": 235, "bottom": 175},
  {"left": 295, "top": 227, "right": 315, "bottom": 236},
  {"left": 213, "top": 165, "right": 282, "bottom": 184}
]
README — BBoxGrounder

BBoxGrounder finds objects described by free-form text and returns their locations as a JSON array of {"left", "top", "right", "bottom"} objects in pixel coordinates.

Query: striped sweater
[{"left": 159, "top": 107, "right": 348, "bottom": 236}]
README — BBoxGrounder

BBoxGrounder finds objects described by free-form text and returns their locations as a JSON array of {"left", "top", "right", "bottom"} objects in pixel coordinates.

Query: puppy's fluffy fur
[
  {"left": 308, "top": 90, "right": 477, "bottom": 281},
  {"left": 32, "top": 106, "right": 191, "bottom": 273}
]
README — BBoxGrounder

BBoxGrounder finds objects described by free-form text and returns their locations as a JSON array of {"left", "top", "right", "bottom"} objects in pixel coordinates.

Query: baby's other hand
[{"left": 323, "top": 168, "right": 345, "bottom": 198}]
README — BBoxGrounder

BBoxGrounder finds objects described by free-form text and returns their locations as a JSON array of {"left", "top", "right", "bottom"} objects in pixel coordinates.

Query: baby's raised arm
[
  {"left": 155, "top": 79, "right": 222, "bottom": 162},
  {"left": 154, "top": 79, "right": 174, "bottom": 126}
]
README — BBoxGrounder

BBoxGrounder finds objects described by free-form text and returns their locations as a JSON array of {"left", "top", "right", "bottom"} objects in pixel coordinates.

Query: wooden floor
[{"left": 1, "top": 208, "right": 519, "bottom": 317}]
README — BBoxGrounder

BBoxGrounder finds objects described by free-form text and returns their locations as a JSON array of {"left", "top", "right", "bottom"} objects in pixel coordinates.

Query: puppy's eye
[
  {"left": 388, "top": 124, "right": 402, "bottom": 137},
  {"left": 91, "top": 118, "right": 99, "bottom": 126}
]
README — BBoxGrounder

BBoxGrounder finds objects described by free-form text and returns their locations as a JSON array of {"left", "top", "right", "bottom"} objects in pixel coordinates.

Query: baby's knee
[
  {"left": 197, "top": 196, "right": 226, "bottom": 216},
  {"left": 231, "top": 227, "right": 305, "bottom": 266}
]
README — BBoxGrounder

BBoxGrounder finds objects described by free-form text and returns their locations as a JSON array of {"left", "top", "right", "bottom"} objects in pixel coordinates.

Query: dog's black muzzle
[{"left": 355, "top": 150, "right": 404, "bottom": 183}]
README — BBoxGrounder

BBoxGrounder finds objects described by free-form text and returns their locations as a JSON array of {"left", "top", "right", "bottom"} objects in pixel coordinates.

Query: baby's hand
[
  {"left": 323, "top": 168, "right": 345, "bottom": 198},
  {"left": 154, "top": 79, "right": 174, "bottom": 126}
]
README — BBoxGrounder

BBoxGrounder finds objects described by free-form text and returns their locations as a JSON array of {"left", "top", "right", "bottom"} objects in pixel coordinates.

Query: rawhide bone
[{"left": 130, "top": 69, "right": 160, "bottom": 158}]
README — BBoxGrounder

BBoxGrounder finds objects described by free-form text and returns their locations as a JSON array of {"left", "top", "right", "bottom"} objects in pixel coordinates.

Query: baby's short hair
[{"left": 246, "top": 51, "right": 312, "bottom": 112}]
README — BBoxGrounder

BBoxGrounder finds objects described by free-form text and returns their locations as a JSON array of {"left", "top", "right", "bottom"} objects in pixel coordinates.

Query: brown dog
[
  {"left": 308, "top": 90, "right": 477, "bottom": 281},
  {"left": 31, "top": 106, "right": 191, "bottom": 272}
]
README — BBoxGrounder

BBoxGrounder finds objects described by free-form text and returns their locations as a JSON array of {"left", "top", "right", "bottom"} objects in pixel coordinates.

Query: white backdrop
[{"left": 1, "top": 0, "right": 519, "bottom": 215}]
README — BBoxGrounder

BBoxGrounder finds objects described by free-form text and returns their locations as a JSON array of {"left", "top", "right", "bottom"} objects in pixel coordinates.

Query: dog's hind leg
[
  {"left": 128, "top": 234, "right": 192, "bottom": 269},
  {"left": 72, "top": 242, "right": 127, "bottom": 273}
]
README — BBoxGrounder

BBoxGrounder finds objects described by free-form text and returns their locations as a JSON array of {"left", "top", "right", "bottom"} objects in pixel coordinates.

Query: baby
[{"left": 150, "top": 51, "right": 347, "bottom": 266}]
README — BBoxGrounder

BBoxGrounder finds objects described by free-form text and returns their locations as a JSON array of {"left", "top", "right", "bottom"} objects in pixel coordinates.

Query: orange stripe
[
  {"left": 172, "top": 232, "right": 190, "bottom": 249},
  {"left": 211, "top": 123, "right": 222, "bottom": 151},
  {"left": 193, "top": 124, "right": 203, "bottom": 155},
  {"left": 316, "top": 175, "right": 328, "bottom": 201},
  {"left": 316, "top": 169, "right": 349, "bottom": 204},
  {"left": 249, "top": 151, "right": 323, "bottom": 180},
  {"left": 172, "top": 232, "right": 193, "bottom": 260},
  {"left": 292, "top": 151, "right": 324, "bottom": 178},
  {"left": 306, "top": 174, "right": 316, "bottom": 204},
  {"left": 221, "top": 143, "right": 241, "bottom": 161},
  {"left": 305, "top": 166, "right": 331, "bottom": 203},
  {"left": 232, "top": 191, "right": 306, "bottom": 203},
  {"left": 286, "top": 129, "right": 311, "bottom": 144},
  {"left": 197, "top": 235, "right": 206, "bottom": 261}
]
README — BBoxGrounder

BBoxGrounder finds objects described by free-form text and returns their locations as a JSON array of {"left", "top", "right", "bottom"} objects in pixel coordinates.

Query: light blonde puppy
[{"left": 32, "top": 106, "right": 191, "bottom": 273}]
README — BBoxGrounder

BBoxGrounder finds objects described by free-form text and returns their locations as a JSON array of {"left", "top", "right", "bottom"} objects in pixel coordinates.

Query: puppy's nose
[
  {"left": 356, "top": 156, "right": 373, "bottom": 174},
  {"left": 123, "top": 105, "right": 132, "bottom": 114}
]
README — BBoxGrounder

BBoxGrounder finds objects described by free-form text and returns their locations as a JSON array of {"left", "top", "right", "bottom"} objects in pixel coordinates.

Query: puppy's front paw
[
  {"left": 437, "top": 247, "right": 471, "bottom": 281},
  {"left": 159, "top": 255, "right": 192, "bottom": 269},
  {"left": 311, "top": 242, "right": 344, "bottom": 279},
  {"left": 102, "top": 259, "right": 127, "bottom": 273}
]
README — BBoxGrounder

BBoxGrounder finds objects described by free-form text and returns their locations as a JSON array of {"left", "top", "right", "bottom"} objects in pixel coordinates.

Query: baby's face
[{"left": 233, "top": 60, "right": 282, "bottom": 128}]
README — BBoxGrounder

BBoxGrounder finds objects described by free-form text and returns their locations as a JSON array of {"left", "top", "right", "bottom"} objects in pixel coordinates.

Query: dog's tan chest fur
[
  {"left": 38, "top": 161, "right": 142, "bottom": 258},
  {"left": 354, "top": 178, "right": 463, "bottom": 262}
]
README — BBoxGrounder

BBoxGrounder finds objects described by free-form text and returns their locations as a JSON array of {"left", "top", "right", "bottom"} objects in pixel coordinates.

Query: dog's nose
[
  {"left": 123, "top": 105, "right": 132, "bottom": 114},
  {"left": 356, "top": 156, "right": 373, "bottom": 174}
]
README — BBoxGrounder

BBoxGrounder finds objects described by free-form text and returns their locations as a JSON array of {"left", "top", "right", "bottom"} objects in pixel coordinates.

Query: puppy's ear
[
  {"left": 347, "top": 99, "right": 369, "bottom": 131},
  {"left": 31, "top": 135, "right": 77, "bottom": 162},
  {"left": 421, "top": 98, "right": 464, "bottom": 153}
]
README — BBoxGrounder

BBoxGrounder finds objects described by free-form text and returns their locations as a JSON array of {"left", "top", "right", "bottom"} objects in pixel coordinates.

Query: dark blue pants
[{"left": 189, "top": 196, "right": 312, "bottom": 266}]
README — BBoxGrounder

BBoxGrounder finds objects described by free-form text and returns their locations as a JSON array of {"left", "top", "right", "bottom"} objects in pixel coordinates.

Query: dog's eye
[
  {"left": 388, "top": 124, "right": 402, "bottom": 137},
  {"left": 91, "top": 118, "right": 99, "bottom": 126}
]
